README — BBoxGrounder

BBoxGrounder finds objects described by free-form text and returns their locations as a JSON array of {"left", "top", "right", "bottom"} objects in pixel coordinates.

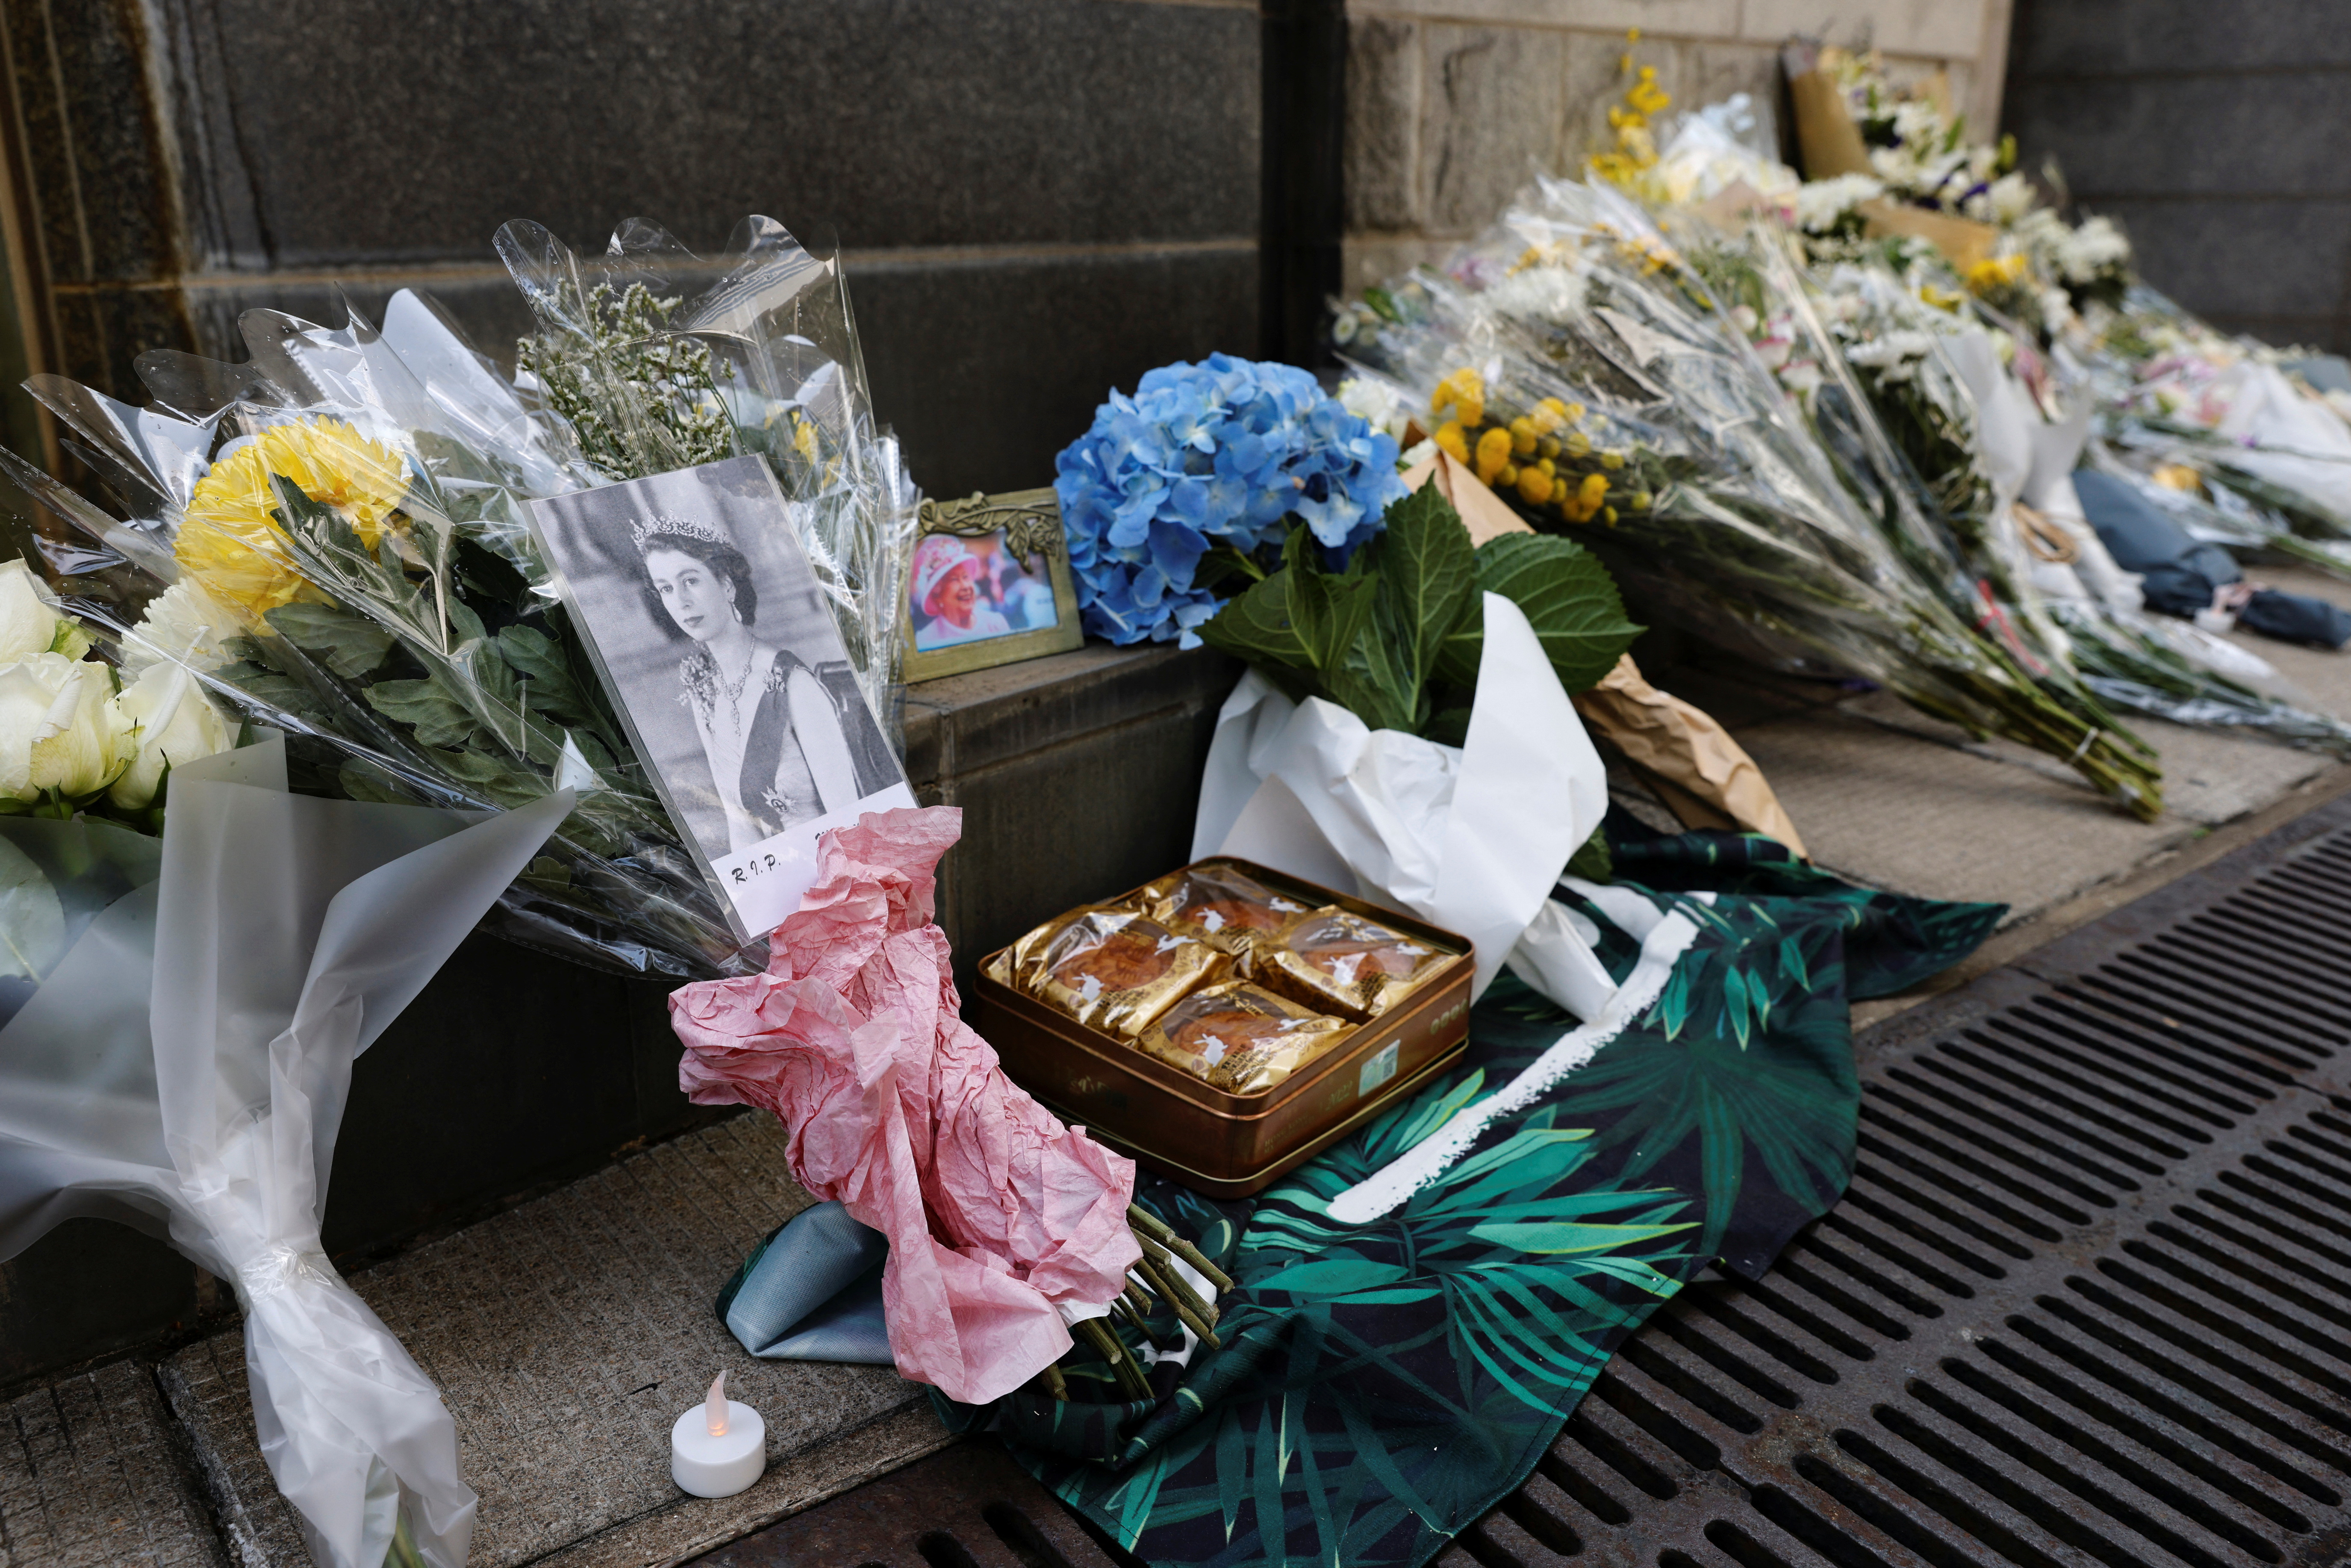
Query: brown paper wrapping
[
  {"left": 1788, "top": 68, "right": 1874, "bottom": 180},
  {"left": 1858, "top": 199, "right": 1997, "bottom": 272},
  {"left": 1785, "top": 68, "right": 1997, "bottom": 272},
  {"left": 1400, "top": 449, "right": 1535, "bottom": 546},
  {"left": 1572, "top": 655, "right": 1809, "bottom": 857}
]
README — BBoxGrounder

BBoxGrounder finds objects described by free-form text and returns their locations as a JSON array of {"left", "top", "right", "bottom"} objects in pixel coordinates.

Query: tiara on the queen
[{"left": 629, "top": 515, "right": 729, "bottom": 551}]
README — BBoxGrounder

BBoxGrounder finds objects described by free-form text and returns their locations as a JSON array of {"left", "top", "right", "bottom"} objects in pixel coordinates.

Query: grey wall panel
[{"left": 2003, "top": 1, "right": 2351, "bottom": 351}]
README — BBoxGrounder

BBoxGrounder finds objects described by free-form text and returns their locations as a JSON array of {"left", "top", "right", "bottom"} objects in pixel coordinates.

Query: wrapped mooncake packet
[
  {"left": 1002, "top": 906, "right": 1230, "bottom": 1037},
  {"left": 1138, "top": 982, "right": 1355, "bottom": 1096},
  {"left": 1255, "top": 907, "right": 1451, "bottom": 1022},
  {"left": 1134, "top": 863, "right": 1312, "bottom": 958}
]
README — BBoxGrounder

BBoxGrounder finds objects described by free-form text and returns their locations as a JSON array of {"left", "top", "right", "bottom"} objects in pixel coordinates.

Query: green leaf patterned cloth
[{"left": 937, "top": 824, "right": 2002, "bottom": 1568}]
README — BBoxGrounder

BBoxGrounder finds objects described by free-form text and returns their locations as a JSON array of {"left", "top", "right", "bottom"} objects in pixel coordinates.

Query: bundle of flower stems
[
  {"left": 1036, "top": 1205, "right": 1235, "bottom": 1402},
  {"left": 1341, "top": 177, "right": 2164, "bottom": 818},
  {"left": 1693, "top": 224, "right": 2351, "bottom": 759}
]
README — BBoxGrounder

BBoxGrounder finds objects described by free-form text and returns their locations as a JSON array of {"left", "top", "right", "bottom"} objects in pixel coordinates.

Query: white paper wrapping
[
  {"left": 0, "top": 737, "right": 570, "bottom": 1568},
  {"left": 1192, "top": 592, "right": 1616, "bottom": 1016},
  {"left": 2211, "top": 361, "right": 2351, "bottom": 525}
]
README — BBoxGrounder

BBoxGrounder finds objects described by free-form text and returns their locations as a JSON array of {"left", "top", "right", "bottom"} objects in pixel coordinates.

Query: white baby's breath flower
[
  {"left": 2056, "top": 215, "right": 2132, "bottom": 283},
  {"left": 1987, "top": 172, "right": 2037, "bottom": 226},
  {"left": 1845, "top": 330, "right": 1937, "bottom": 376}
]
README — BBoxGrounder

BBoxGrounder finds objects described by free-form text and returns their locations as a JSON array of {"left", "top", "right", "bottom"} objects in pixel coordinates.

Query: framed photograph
[
  {"left": 901, "top": 487, "right": 1084, "bottom": 681},
  {"left": 527, "top": 454, "right": 915, "bottom": 943}
]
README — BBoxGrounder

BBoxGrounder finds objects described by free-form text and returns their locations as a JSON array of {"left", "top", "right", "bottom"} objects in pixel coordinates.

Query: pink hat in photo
[{"left": 910, "top": 536, "right": 978, "bottom": 617}]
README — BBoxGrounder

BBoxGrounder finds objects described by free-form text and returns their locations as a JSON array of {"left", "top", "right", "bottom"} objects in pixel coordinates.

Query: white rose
[
  {"left": 0, "top": 653, "right": 131, "bottom": 802},
  {"left": 107, "top": 662, "right": 233, "bottom": 810},
  {"left": 0, "top": 558, "right": 88, "bottom": 663}
]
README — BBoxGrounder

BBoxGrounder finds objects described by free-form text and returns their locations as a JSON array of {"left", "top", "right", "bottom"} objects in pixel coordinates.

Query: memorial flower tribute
[{"left": 1055, "top": 354, "right": 1406, "bottom": 647}]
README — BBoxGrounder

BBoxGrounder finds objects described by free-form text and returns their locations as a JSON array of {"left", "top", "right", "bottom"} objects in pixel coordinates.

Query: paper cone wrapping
[{"left": 1572, "top": 656, "right": 1809, "bottom": 858}]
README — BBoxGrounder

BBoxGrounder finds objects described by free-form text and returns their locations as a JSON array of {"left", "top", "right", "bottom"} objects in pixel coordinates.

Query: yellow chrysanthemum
[
  {"left": 1964, "top": 253, "right": 2030, "bottom": 293},
  {"left": 176, "top": 419, "right": 410, "bottom": 625}
]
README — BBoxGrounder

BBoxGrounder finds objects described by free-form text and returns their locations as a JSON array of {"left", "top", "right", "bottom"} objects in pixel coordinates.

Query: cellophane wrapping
[
  {"left": 1339, "top": 175, "right": 2165, "bottom": 816},
  {"left": 0, "top": 737, "right": 569, "bottom": 1568},
  {"left": 1692, "top": 223, "right": 2351, "bottom": 757},
  {"left": 0, "top": 215, "right": 918, "bottom": 982}
]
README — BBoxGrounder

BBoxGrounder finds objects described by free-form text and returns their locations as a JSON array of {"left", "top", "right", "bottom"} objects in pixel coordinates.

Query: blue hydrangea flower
[{"left": 1055, "top": 353, "right": 1404, "bottom": 647}]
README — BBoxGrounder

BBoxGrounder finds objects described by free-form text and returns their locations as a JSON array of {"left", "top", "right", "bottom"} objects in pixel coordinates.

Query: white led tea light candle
[{"left": 670, "top": 1371, "right": 765, "bottom": 1498}]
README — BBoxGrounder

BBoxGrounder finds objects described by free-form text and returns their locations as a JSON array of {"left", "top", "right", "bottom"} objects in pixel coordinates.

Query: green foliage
[{"left": 1200, "top": 487, "right": 1642, "bottom": 736}]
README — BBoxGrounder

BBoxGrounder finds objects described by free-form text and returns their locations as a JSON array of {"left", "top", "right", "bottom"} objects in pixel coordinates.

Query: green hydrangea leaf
[
  {"left": 1373, "top": 485, "right": 1478, "bottom": 685},
  {"left": 1199, "top": 568, "right": 1310, "bottom": 671},
  {"left": 1434, "top": 533, "right": 1643, "bottom": 694}
]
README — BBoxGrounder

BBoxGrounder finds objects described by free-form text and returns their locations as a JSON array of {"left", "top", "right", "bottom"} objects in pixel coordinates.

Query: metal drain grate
[
  {"left": 1448, "top": 796, "right": 2351, "bottom": 1568},
  {"left": 705, "top": 797, "right": 2351, "bottom": 1568}
]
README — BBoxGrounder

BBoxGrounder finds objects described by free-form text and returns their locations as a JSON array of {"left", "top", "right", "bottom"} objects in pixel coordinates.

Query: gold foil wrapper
[
  {"left": 1255, "top": 907, "right": 1450, "bottom": 1022},
  {"left": 1138, "top": 982, "right": 1355, "bottom": 1096},
  {"left": 1007, "top": 906, "right": 1230, "bottom": 1037},
  {"left": 1135, "top": 864, "right": 1312, "bottom": 957}
]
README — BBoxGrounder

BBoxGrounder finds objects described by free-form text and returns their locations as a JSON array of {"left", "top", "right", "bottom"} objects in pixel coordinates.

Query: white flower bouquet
[{"left": 0, "top": 215, "right": 916, "bottom": 982}]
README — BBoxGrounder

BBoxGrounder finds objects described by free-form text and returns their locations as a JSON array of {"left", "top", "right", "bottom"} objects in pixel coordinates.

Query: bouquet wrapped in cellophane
[
  {"left": 0, "top": 215, "right": 918, "bottom": 981},
  {"left": 1680, "top": 220, "right": 2351, "bottom": 758},
  {"left": 1337, "top": 175, "right": 2165, "bottom": 817}
]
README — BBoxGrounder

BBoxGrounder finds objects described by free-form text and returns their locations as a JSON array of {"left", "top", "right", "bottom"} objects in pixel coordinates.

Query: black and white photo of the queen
[
  {"left": 636, "top": 513, "right": 856, "bottom": 851},
  {"left": 527, "top": 455, "right": 911, "bottom": 940}
]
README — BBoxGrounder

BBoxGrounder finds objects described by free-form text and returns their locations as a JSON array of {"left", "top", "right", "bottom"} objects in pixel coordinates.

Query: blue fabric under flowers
[{"left": 1055, "top": 354, "right": 1405, "bottom": 646}]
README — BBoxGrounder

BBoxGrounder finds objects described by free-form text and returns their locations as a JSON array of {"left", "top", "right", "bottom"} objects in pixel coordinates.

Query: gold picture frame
[{"left": 901, "top": 487, "right": 1085, "bottom": 681}]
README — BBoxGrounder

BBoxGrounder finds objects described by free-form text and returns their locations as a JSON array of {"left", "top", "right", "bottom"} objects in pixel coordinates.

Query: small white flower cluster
[
  {"left": 1482, "top": 262, "right": 1591, "bottom": 325},
  {"left": 1843, "top": 330, "right": 1939, "bottom": 381},
  {"left": 1962, "top": 172, "right": 2039, "bottom": 227},
  {"left": 1793, "top": 174, "right": 1885, "bottom": 234}
]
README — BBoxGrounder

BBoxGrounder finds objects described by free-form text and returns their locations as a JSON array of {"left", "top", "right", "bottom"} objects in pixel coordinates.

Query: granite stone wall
[
  {"left": 0, "top": 0, "right": 1266, "bottom": 499},
  {"left": 2003, "top": 0, "right": 2351, "bottom": 354},
  {"left": 1341, "top": 0, "right": 2016, "bottom": 301}
]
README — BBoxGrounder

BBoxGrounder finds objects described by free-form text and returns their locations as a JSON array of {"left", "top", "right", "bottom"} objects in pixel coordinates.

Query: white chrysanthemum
[
  {"left": 1890, "top": 100, "right": 1944, "bottom": 147},
  {"left": 2056, "top": 215, "right": 2133, "bottom": 282},
  {"left": 1482, "top": 263, "right": 1588, "bottom": 324},
  {"left": 122, "top": 579, "right": 243, "bottom": 675},
  {"left": 1794, "top": 174, "right": 1885, "bottom": 233},
  {"left": 1988, "top": 172, "right": 2038, "bottom": 225}
]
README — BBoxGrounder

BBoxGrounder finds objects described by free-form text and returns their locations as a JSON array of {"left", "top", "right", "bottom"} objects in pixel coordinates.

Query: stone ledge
[
  {"left": 161, "top": 1118, "right": 947, "bottom": 1568},
  {"left": 0, "top": 1358, "right": 224, "bottom": 1568}
]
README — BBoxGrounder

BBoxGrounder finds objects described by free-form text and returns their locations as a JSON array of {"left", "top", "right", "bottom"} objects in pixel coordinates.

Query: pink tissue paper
[{"left": 670, "top": 806, "right": 1141, "bottom": 1405}]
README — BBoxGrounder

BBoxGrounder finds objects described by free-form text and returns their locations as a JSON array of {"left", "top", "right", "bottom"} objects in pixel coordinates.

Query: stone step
[
  {"left": 159, "top": 1116, "right": 949, "bottom": 1568},
  {"left": 0, "top": 1358, "right": 223, "bottom": 1568}
]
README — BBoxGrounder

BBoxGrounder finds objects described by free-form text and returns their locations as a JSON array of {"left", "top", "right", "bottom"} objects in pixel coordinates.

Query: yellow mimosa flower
[
  {"left": 1474, "top": 427, "right": 1514, "bottom": 485},
  {"left": 176, "top": 419, "right": 411, "bottom": 625}
]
